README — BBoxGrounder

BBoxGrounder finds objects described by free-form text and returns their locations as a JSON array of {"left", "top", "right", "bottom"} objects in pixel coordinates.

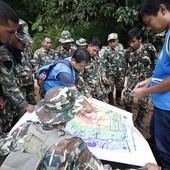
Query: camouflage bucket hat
[
  {"left": 76, "top": 38, "right": 88, "bottom": 46},
  {"left": 16, "top": 19, "right": 32, "bottom": 44},
  {"left": 35, "top": 87, "right": 84, "bottom": 126},
  {"left": 59, "top": 30, "right": 74, "bottom": 43}
]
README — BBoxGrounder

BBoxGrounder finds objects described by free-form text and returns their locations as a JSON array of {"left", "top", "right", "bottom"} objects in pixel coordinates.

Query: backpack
[{"left": 36, "top": 58, "right": 71, "bottom": 82}]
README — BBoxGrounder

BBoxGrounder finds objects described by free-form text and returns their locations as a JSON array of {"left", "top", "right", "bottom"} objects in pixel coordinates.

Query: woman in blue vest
[{"left": 43, "top": 48, "right": 90, "bottom": 93}]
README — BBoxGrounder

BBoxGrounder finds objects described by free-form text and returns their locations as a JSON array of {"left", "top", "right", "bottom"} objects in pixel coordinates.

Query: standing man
[
  {"left": 33, "top": 36, "right": 55, "bottom": 71},
  {"left": 132, "top": 0, "right": 170, "bottom": 168},
  {"left": 123, "top": 28, "right": 157, "bottom": 129},
  {"left": 101, "top": 33, "right": 125, "bottom": 106},
  {"left": 4, "top": 19, "right": 36, "bottom": 105},
  {"left": 76, "top": 38, "right": 88, "bottom": 49},
  {"left": 55, "top": 30, "right": 77, "bottom": 60},
  {"left": 76, "top": 37, "right": 109, "bottom": 103}
]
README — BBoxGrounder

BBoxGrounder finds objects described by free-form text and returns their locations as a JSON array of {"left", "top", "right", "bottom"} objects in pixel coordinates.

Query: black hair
[
  {"left": 0, "top": 0, "right": 19, "bottom": 25},
  {"left": 89, "top": 37, "right": 102, "bottom": 49},
  {"left": 127, "top": 28, "right": 142, "bottom": 41},
  {"left": 72, "top": 48, "right": 90, "bottom": 63},
  {"left": 42, "top": 35, "right": 52, "bottom": 41},
  {"left": 140, "top": 0, "right": 170, "bottom": 17}
]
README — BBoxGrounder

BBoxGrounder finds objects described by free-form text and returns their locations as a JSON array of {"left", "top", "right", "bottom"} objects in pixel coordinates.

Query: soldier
[
  {"left": 76, "top": 37, "right": 109, "bottom": 103},
  {"left": 33, "top": 36, "right": 55, "bottom": 71},
  {"left": 0, "top": 1, "right": 19, "bottom": 45},
  {"left": 76, "top": 38, "right": 88, "bottom": 48},
  {"left": 4, "top": 19, "right": 36, "bottom": 105},
  {"left": 123, "top": 28, "right": 157, "bottom": 129},
  {"left": 101, "top": 33, "right": 125, "bottom": 106},
  {"left": 0, "top": 87, "right": 111, "bottom": 170},
  {"left": 0, "top": 21, "right": 35, "bottom": 135},
  {"left": 55, "top": 30, "right": 77, "bottom": 60}
]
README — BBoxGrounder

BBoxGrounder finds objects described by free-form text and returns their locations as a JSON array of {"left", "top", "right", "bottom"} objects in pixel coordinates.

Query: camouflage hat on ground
[
  {"left": 35, "top": 87, "right": 84, "bottom": 128},
  {"left": 16, "top": 19, "right": 32, "bottom": 44},
  {"left": 76, "top": 38, "right": 88, "bottom": 46},
  {"left": 59, "top": 30, "right": 74, "bottom": 43},
  {"left": 108, "top": 33, "right": 118, "bottom": 41}
]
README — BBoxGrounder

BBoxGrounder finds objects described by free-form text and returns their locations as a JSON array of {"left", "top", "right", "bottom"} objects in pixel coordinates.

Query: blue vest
[
  {"left": 151, "top": 28, "right": 170, "bottom": 110},
  {"left": 43, "top": 57, "right": 75, "bottom": 92}
]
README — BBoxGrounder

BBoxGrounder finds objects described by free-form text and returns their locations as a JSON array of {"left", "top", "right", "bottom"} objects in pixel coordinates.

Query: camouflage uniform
[
  {"left": 0, "top": 45, "right": 27, "bottom": 135},
  {"left": 76, "top": 56, "right": 109, "bottom": 103},
  {"left": 55, "top": 44, "right": 77, "bottom": 59},
  {"left": 33, "top": 48, "right": 55, "bottom": 68},
  {"left": 13, "top": 48, "right": 36, "bottom": 105},
  {"left": 123, "top": 44, "right": 157, "bottom": 125},
  {"left": 101, "top": 44, "right": 125, "bottom": 105},
  {"left": 54, "top": 30, "right": 77, "bottom": 60},
  {"left": 0, "top": 87, "right": 111, "bottom": 170}
]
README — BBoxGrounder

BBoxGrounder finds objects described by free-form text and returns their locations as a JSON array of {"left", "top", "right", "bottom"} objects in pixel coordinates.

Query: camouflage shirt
[
  {"left": 124, "top": 43, "right": 157, "bottom": 81},
  {"left": 0, "top": 45, "right": 27, "bottom": 108},
  {"left": 101, "top": 45, "right": 126, "bottom": 83},
  {"left": 54, "top": 44, "right": 77, "bottom": 60},
  {"left": 33, "top": 47, "right": 55, "bottom": 68},
  {"left": 14, "top": 49, "right": 34, "bottom": 87},
  {"left": 76, "top": 56, "right": 109, "bottom": 102},
  {"left": 0, "top": 121, "right": 108, "bottom": 169}
]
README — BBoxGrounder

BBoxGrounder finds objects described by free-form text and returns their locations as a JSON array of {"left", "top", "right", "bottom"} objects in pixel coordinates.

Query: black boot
[
  {"left": 108, "top": 92, "right": 114, "bottom": 106},
  {"left": 135, "top": 112, "right": 148, "bottom": 130},
  {"left": 116, "top": 90, "right": 122, "bottom": 106},
  {"left": 125, "top": 105, "right": 132, "bottom": 113}
]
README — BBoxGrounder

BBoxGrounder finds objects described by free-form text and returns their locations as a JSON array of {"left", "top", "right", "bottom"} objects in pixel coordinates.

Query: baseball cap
[
  {"left": 76, "top": 38, "right": 87, "bottom": 46},
  {"left": 35, "top": 87, "right": 84, "bottom": 129},
  {"left": 108, "top": 33, "right": 118, "bottom": 41},
  {"left": 59, "top": 30, "right": 74, "bottom": 43},
  {"left": 16, "top": 19, "right": 32, "bottom": 44}
]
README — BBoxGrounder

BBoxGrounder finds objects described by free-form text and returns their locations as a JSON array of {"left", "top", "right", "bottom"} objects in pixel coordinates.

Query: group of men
[
  {"left": 34, "top": 28, "right": 158, "bottom": 131},
  {"left": 0, "top": 0, "right": 170, "bottom": 169}
]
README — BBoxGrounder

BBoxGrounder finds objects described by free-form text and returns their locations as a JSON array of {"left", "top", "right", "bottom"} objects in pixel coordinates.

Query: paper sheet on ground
[{"left": 9, "top": 98, "right": 156, "bottom": 166}]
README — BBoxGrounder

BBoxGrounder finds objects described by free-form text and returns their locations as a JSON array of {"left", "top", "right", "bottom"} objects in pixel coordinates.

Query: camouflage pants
[
  {"left": 0, "top": 100, "right": 23, "bottom": 135},
  {"left": 123, "top": 78, "right": 149, "bottom": 114},
  {"left": 20, "top": 84, "right": 36, "bottom": 105}
]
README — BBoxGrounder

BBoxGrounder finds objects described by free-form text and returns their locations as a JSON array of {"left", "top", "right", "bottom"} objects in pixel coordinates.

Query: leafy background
[{"left": 5, "top": 0, "right": 161, "bottom": 51}]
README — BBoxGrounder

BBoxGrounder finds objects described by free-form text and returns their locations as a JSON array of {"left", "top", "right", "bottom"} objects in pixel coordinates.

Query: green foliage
[{"left": 7, "top": 0, "right": 160, "bottom": 50}]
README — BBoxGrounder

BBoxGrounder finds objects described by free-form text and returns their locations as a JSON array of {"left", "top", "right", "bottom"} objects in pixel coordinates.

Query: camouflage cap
[
  {"left": 16, "top": 19, "right": 32, "bottom": 44},
  {"left": 76, "top": 38, "right": 88, "bottom": 46},
  {"left": 59, "top": 30, "right": 74, "bottom": 44},
  {"left": 35, "top": 87, "right": 84, "bottom": 127},
  {"left": 108, "top": 33, "right": 118, "bottom": 41}
]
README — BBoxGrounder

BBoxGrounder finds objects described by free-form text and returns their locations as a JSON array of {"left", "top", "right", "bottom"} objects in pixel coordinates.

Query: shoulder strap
[{"left": 45, "top": 58, "right": 71, "bottom": 81}]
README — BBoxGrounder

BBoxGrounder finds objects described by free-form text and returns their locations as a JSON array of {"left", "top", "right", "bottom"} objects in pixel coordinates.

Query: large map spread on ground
[{"left": 66, "top": 99, "right": 135, "bottom": 153}]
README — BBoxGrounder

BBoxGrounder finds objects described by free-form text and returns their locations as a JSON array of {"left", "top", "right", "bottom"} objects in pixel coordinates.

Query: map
[{"left": 66, "top": 99, "right": 136, "bottom": 153}]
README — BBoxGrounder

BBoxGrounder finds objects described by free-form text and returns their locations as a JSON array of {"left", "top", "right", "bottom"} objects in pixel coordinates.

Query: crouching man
[{"left": 0, "top": 87, "right": 111, "bottom": 169}]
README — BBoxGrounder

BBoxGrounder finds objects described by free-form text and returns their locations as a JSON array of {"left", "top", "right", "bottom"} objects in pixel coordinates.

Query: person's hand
[
  {"left": 85, "top": 93, "right": 92, "bottom": 99},
  {"left": 134, "top": 78, "right": 151, "bottom": 89},
  {"left": 24, "top": 103, "right": 35, "bottom": 113},
  {"left": 145, "top": 163, "right": 161, "bottom": 170},
  {"left": 131, "top": 88, "right": 147, "bottom": 99},
  {"left": 102, "top": 77, "right": 109, "bottom": 84},
  {"left": 33, "top": 66, "right": 38, "bottom": 73},
  {"left": 0, "top": 96, "right": 5, "bottom": 109}
]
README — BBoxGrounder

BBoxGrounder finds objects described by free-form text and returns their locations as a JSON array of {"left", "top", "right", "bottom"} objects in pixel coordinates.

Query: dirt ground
[{"left": 118, "top": 99, "right": 153, "bottom": 139}]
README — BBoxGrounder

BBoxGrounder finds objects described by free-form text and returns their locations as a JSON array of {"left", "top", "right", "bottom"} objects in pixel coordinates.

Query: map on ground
[{"left": 66, "top": 99, "right": 156, "bottom": 166}]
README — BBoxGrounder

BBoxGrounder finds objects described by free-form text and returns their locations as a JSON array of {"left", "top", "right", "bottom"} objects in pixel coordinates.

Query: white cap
[{"left": 108, "top": 33, "right": 118, "bottom": 41}]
